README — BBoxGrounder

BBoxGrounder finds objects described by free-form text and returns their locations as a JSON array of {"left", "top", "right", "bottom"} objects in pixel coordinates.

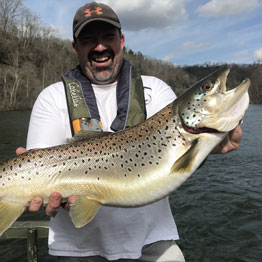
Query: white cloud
[
  {"left": 196, "top": 0, "right": 260, "bottom": 17},
  {"left": 254, "top": 48, "right": 262, "bottom": 63},
  {"left": 162, "top": 54, "right": 175, "bottom": 62},
  {"left": 54, "top": 26, "right": 72, "bottom": 39},
  {"left": 101, "top": 0, "right": 188, "bottom": 31},
  {"left": 230, "top": 50, "right": 249, "bottom": 58},
  {"left": 181, "top": 41, "right": 209, "bottom": 49},
  {"left": 239, "top": 42, "right": 245, "bottom": 47}
]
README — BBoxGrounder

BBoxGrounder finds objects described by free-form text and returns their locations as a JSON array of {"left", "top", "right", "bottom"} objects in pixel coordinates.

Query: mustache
[{"left": 88, "top": 49, "right": 114, "bottom": 60}]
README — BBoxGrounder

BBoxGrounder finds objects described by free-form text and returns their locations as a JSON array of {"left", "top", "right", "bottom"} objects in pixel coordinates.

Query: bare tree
[
  {"left": 0, "top": 0, "right": 22, "bottom": 32},
  {"left": 250, "top": 65, "right": 262, "bottom": 103}
]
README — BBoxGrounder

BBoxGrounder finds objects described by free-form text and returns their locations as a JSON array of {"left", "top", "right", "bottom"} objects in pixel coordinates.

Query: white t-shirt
[{"left": 26, "top": 75, "right": 179, "bottom": 260}]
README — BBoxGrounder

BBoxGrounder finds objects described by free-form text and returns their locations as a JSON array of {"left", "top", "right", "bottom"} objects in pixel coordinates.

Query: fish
[{"left": 0, "top": 67, "right": 250, "bottom": 236}]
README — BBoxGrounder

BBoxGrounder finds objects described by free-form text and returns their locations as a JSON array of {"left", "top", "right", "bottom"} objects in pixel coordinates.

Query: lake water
[{"left": 0, "top": 105, "right": 261, "bottom": 262}]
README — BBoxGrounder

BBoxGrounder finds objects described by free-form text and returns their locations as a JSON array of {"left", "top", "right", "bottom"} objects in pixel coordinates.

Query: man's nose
[
  {"left": 93, "top": 38, "right": 107, "bottom": 52},
  {"left": 94, "top": 44, "right": 106, "bottom": 52}
]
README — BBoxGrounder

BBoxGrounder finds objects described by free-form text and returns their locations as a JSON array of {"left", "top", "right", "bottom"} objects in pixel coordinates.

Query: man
[{"left": 17, "top": 2, "right": 242, "bottom": 261}]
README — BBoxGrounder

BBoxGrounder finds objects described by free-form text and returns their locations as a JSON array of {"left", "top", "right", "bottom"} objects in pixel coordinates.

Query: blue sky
[{"left": 23, "top": 0, "right": 262, "bottom": 66}]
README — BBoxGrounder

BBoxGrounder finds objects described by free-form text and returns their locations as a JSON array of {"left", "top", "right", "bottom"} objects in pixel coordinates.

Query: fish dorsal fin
[
  {"left": 170, "top": 139, "right": 200, "bottom": 174},
  {"left": 68, "top": 130, "right": 112, "bottom": 143},
  {"left": 0, "top": 201, "right": 26, "bottom": 236},
  {"left": 69, "top": 197, "right": 101, "bottom": 228}
]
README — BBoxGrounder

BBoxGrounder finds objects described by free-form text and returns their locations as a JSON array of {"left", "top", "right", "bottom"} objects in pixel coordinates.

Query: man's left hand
[{"left": 212, "top": 124, "right": 242, "bottom": 154}]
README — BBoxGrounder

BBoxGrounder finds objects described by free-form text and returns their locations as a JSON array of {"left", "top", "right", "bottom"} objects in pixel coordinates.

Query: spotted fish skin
[
  {"left": 0, "top": 67, "right": 250, "bottom": 235},
  {"left": 0, "top": 105, "right": 188, "bottom": 206}
]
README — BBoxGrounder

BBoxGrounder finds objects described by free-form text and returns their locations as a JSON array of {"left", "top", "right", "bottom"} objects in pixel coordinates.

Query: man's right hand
[{"left": 16, "top": 147, "right": 77, "bottom": 217}]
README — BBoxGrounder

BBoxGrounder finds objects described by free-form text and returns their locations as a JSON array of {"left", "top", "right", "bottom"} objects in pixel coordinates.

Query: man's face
[{"left": 73, "top": 21, "right": 125, "bottom": 84}]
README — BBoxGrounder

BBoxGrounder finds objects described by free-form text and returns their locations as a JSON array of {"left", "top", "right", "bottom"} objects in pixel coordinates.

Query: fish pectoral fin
[
  {"left": 0, "top": 201, "right": 26, "bottom": 236},
  {"left": 69, "top": 197, "right": 101, "bottom": 228},
  {"left": 170, "top": 139, "right": 200, "bottom": 174}
]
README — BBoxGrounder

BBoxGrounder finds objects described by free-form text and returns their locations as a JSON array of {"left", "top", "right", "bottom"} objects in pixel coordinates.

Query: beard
[
  {"left": 87, "top": 50, "right": 123, "bottom": 84},
  {"left": 90, "top": 63, "right": 115, "bottom": 83}
]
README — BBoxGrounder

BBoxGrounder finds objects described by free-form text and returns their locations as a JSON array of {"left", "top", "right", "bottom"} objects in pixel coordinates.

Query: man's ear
[
  {"left": 72, "top": 40, "right": 78, "bottom": 54},
  {"left": 120, "top": 33, "right": 125, "bottom": 49}
]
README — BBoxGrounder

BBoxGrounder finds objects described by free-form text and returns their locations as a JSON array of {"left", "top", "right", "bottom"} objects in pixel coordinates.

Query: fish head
[{"left": 175, "top": 67, "right": 250, "bottom": 134}]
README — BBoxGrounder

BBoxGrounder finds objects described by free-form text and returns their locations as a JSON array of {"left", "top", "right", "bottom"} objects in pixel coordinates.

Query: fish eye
[{"left": 202, "top": 82, "right": 213, "bottom": 91}]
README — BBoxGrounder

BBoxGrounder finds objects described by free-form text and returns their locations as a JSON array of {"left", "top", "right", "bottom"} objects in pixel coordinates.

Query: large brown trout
[{"left": 0, "top": 67, "right": 250, "bottom": 235}]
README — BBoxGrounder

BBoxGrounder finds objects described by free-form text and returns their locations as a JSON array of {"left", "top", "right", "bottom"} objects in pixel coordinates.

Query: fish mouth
[
  {"left": 178, "top": 67, "right": 250, "bottom": 134},
  {"left": 180, "top": 113, "right": 220, "bottom": 134}
]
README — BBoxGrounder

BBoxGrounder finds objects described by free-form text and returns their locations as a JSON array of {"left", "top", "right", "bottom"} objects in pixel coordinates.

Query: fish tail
[{"left": 0, "top": 200, "right": 26, "bottom": 236}]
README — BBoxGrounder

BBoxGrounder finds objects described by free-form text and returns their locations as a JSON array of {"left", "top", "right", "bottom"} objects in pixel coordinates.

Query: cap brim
[{"left": 74, "top": 18, "right": 121, "bottom": 38}]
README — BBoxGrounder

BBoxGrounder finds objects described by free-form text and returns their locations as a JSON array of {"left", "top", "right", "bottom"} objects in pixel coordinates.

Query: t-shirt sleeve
[
  {"left": 141, "top": 76, "right": 177, "bottom": 118},
  {"left": 26, "top": 83, "right": 70, "bottom": 150}
]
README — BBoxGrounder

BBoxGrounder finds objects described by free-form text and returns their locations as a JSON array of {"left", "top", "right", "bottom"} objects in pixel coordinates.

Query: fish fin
[
  {"left": 0, "top": 201, "right": 26, "bottom": 236},
  {"left": 171, "top": 139, "right": 199, "bottom": 174},
  {"left": 69, "top": 197, "right": 101, "bottom": 228},
  {"left": 68, "top": 130, "right": 112, "bottom": 143}
]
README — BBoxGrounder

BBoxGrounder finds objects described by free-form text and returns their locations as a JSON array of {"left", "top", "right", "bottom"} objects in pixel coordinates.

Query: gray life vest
[{"left": 62, "top": 59, "right": 147, "bottom": 136}]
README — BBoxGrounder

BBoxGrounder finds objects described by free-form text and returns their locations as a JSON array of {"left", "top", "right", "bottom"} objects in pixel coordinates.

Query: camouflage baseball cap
[{"left": 73, "top": 2, "right": 121, "bottom": 38}]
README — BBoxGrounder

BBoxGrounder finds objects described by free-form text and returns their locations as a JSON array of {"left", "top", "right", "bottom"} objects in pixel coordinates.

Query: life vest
[{"left": 62, "top": 59, "right": 147, "bottom": 136}]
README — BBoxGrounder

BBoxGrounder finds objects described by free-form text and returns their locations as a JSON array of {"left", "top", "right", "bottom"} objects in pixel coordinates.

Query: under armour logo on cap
[{"left": 84, "top": 7, "right": 103, "bottom": 17}]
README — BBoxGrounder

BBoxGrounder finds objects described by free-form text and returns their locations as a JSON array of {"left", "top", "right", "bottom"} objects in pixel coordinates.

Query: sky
[{"left": 23, "top": 0, "right": 262, "bottom": 66}]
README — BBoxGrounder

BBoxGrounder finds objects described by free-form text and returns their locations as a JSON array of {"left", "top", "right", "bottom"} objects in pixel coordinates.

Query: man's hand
[
  {"left": 43, "top": 192, "right": 62, "bottom": 216},
  {"left": 16, "top": 147, "right": 77, "bottom": 217},
  {"left": 27, "top": 192, "right": 77, "bottom": 216},
  {"left": 212, "top": 124, "right": 242, "bottom": 154},
  {"left": 16, "top": 147, "right": 28, "bottom": 155}
]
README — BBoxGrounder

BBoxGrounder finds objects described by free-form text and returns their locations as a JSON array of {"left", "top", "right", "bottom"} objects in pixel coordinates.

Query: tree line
[
  {"left": 124, "top": 49, "right": 261, "bottom": 104},
  {"left": 0, "top": 0, "right": 261, "bottom": 111}
]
